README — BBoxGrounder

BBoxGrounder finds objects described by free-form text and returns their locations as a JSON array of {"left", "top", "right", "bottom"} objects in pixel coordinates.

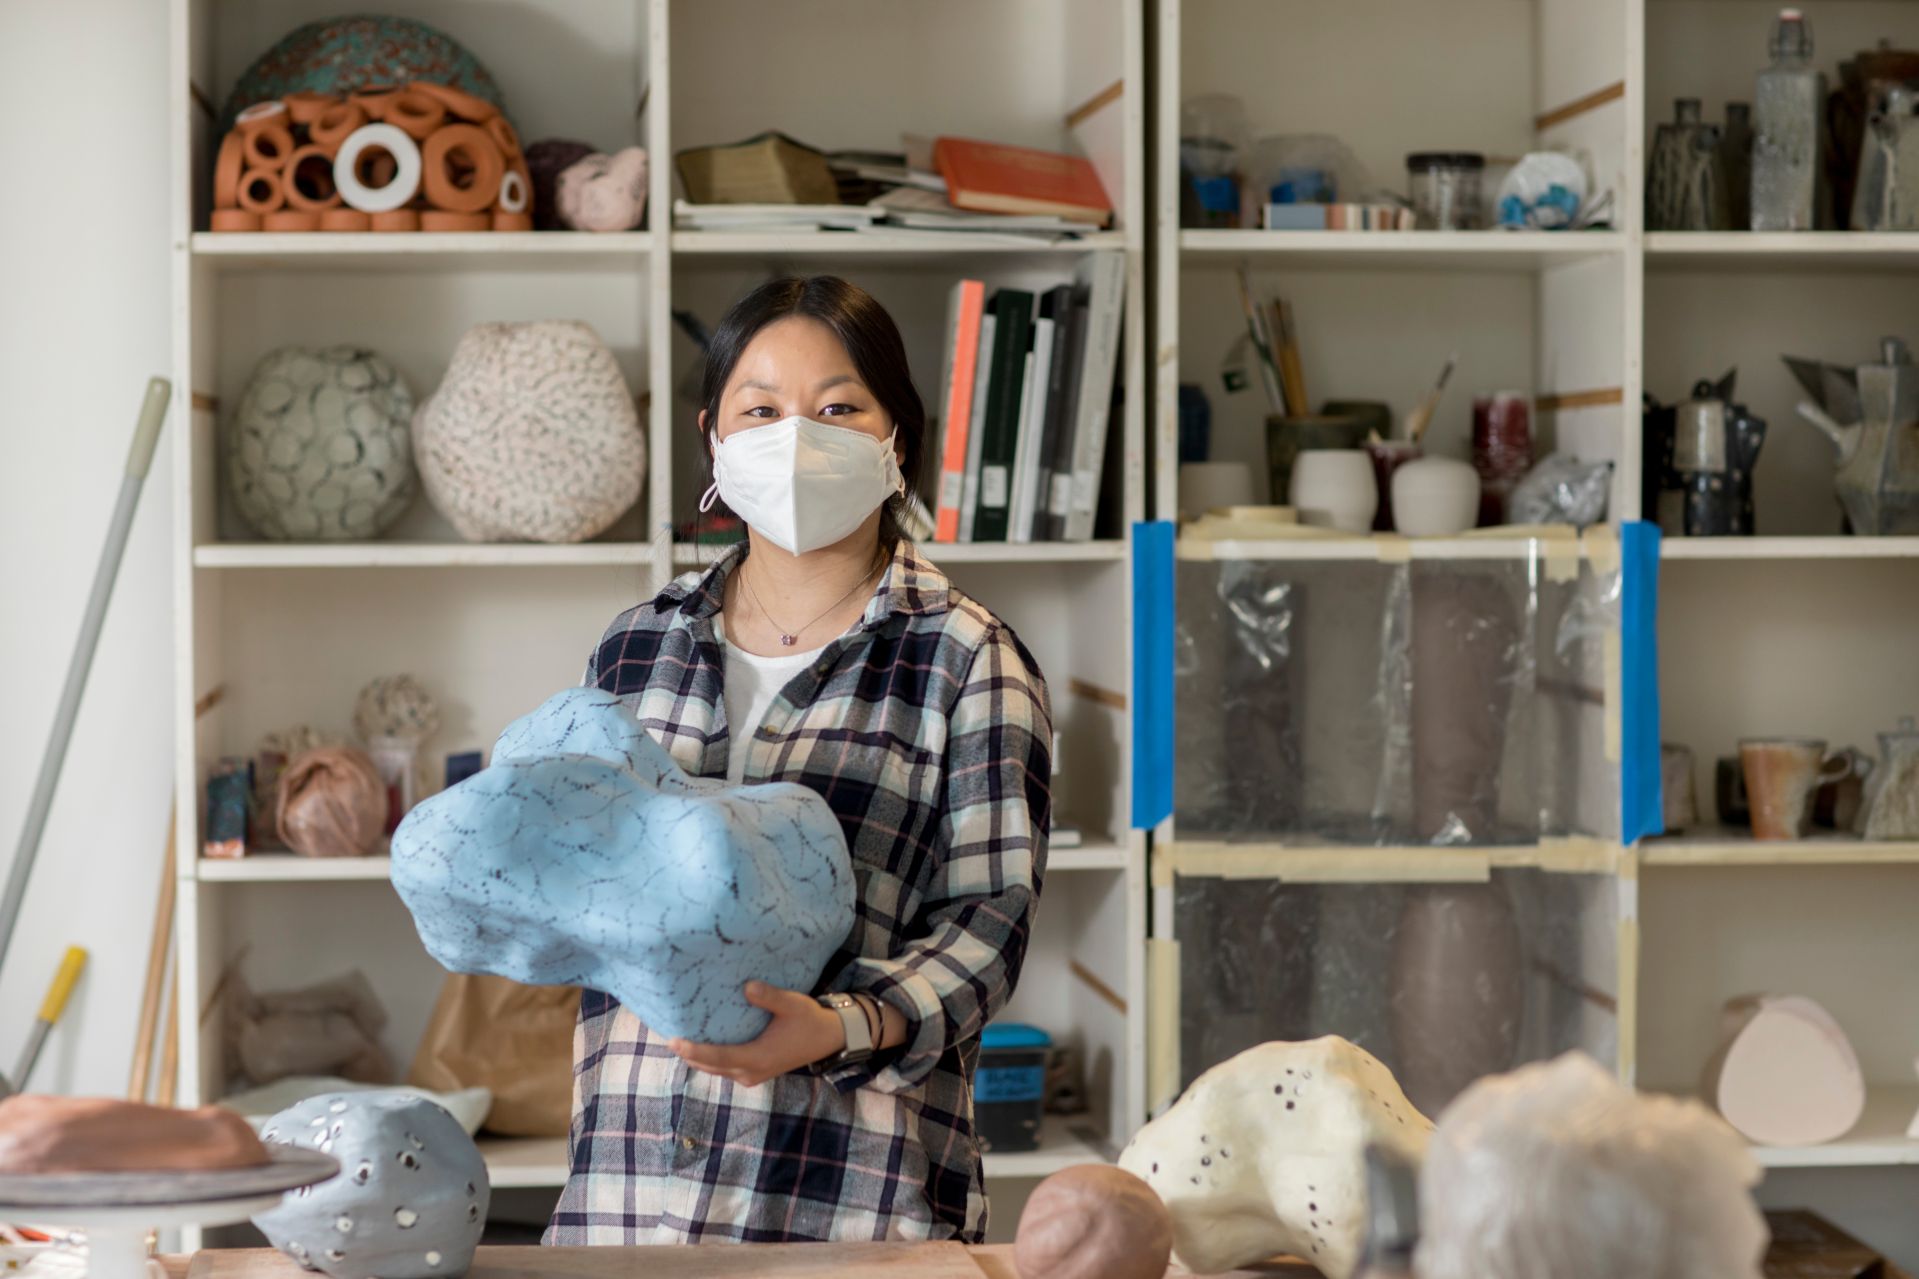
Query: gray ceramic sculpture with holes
[{"left": 253, "top": 1091, "right": 489, "bottom": 1279}]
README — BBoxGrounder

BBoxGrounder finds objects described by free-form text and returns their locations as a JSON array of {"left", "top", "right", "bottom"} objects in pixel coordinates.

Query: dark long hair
[{"left": 698, "top": 276, "right": 926, "bottom": 551}]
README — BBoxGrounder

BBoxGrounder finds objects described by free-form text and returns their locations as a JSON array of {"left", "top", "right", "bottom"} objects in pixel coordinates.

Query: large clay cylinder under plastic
[
  {"left": 1389, "top": 882, "right": 1525, "bottom": 1116},
  {"left": 1410, "top": 571, "right": 1519, "bottom": 842}
]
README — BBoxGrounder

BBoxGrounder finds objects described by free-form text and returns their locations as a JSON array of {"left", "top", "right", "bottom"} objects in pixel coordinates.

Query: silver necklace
[{"left": 737, "top": 552, "right": 885, "bottom": 646}]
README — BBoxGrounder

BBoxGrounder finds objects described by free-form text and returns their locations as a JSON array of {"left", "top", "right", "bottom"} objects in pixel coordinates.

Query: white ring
[
  {"left": 237, "top": 100, "right": 287, "bottom": 123},
  {"left": 332, "top": 123, "right": 422, "bottom": 214},
  {"left": 497, "top": 169, "right": 529, "bottom": 214}
]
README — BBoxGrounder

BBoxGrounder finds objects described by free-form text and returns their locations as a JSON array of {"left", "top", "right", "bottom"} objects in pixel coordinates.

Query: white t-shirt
[{"left": 716, "top": 613, "right": 828, "bottom": 784}]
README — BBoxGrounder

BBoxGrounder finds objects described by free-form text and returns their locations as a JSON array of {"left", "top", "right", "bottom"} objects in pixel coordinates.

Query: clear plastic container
[{"left": 1407, "top": 152, "right": 1487, "bottom": 230}]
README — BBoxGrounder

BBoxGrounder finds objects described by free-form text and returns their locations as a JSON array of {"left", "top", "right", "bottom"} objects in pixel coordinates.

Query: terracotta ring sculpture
[
  {"left": 422, "top": 125, "right": 504, "bottom": 213},
  {"left": 371, "top": 208, "right": 421, "bottom": 232},
  {"left": 484, "top": 115, "right": 521, "bottom": 161},
  {"left": 283, "top": 144, "right": 345, "bottom": 210},
  {"left": 211, "top": 209, "right": 263, "bottom": 232},
  {"left": 497, "top": 168, "right": 529, "bottom": 214},
  {"left": 407, "top": 80, "right": 497, "bottom": 124},
  {"left": 319, "top": 208, "right": 372, "bottom": 232},
  {"left": 263, "top": 210, "right": 322, "bottom": 232},
  {"left": 351, "top": 85, "right": 401, "bottom": 120},
  {"left": 213, "top": 132, "right": 245, "bottom": 209},
  {"left": 491, "top": 210, "right": 533, "bottom": 232},
  {"left": 235, "top": 99, "right": 288, "bottom": 133},
  {"left": 283, "top": 91, "right": 339, "bottom": 125},
  {"left": 238, "top": 168, "right": 288, "bottom": 214},
  {"left": 333, "top": 124, "right": 423, "bottom": 214},
  {"left": 420, "top": 210, "right": 490, "bottom": 232},
  {"left": 386, "top": 90, "right": 447, "bottom": 141},
  {"left": 309, "top": 101, "right": 367, "bottom": 151},
  {"left": 243, "top": 121, "right": 296, "bottom": 171}
]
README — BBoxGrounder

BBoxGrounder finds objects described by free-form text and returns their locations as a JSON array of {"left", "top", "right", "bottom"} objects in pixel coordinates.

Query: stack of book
[
  {"left": 1263, "top": 203, "right": 1416, "bottom": 231},
  {"left": 926, "top": 254, "right": 1125, "bottom": 544}
]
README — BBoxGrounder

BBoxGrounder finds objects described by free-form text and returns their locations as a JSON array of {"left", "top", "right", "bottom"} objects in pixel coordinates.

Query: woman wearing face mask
[{"left": 546, "top": 276, "right": 1052, "bottom": 1247}]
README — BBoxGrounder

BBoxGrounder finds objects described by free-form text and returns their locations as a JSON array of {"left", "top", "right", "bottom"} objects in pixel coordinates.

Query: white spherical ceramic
[
  {"left": 1391, "top": 456, "right": 1481, "bottom": 536},
  {"left": 1288, "top": 449, "right": 1377, "bottom": 532}
]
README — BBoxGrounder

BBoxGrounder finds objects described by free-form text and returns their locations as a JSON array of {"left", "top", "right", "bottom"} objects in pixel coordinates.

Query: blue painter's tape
[
  {"left": 1132, "top": 521, "right": 1175, "bottom": 830},
  {"left": 1619, "top": 521, "right": 1664, "bottom": 844}
]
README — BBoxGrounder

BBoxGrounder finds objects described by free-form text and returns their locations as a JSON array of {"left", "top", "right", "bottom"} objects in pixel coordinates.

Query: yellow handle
[{"left": 38, "top": 946, "right": 88, "bottom": 1023}]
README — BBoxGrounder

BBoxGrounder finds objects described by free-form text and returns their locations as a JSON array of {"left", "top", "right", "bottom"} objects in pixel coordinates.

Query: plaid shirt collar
[{"left": 654, "top": 539, "right": 954, "bottom": 632}]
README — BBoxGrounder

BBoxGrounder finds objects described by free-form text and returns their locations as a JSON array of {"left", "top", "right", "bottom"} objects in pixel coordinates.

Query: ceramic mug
[
  {"left": 1289, "top": 449, "right": 1377, "bottom": 532},
  {"left": 1740, "top": 738, "right": 1854, "bottom": 840},
  {"left": 1391, "top": 456, "right": 1481, "bottom": 536}
]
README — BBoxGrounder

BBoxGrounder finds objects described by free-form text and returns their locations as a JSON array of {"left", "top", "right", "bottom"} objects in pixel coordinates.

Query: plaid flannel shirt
[{"left": 544, "top": 540, "right": 1052, "bottom": 1246}]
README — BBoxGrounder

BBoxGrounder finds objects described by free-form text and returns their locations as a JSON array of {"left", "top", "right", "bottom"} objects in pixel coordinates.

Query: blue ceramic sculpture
[{"left": 391, "top": 688, "right": 856, "bottom": 1044}]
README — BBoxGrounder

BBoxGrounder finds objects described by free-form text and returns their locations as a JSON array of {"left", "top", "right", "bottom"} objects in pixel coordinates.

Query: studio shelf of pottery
[
  {"left": 168, "top": 0, "right": 1147, "bottom": 1247},
  {"left": 160, "top": 0, "right": 1919, "bottom": 1265},
  {"left": 1158, "top": 0, "right": 1919, "bottom": 1264}
]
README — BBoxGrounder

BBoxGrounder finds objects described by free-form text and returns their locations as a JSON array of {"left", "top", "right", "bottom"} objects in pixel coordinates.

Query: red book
[
  {"left": 934, "top": 279, "right": 986, "bottom": 542},
  {"left": 933, "top": 137, "right": 1112, "bottom": 225}
]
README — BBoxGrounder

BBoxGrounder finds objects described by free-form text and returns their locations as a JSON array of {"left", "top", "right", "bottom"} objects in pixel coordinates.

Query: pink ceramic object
[
  {"left": 1702, "top": 994, "right": 1865, "bottom": 1146},
  {"left": 210, "top": 209, "right": 262, "bottom": 232},
  {"left": 556, "top": 146, "right": 649, "bottom": 232},
  {"left": 1013, "top": 1166, "right": 1172, "bottom": 1279}
]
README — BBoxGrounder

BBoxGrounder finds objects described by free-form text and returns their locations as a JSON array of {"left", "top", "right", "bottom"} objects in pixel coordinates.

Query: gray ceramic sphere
[
  {"left": 228, "top": 346, "right": 417, "bottom": 541},
  {"left": 254, "top": 1091, "right": 489, "bottom": 1279}
]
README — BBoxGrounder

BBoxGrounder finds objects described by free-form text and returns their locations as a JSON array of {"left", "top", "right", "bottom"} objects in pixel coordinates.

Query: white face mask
[{"left": 699, "top": 416, "right": 905, "bottom": 555}]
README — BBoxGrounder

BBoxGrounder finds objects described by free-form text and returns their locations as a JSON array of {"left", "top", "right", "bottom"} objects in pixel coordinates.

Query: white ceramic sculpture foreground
[
  {"left": 1702, "top": 994, "right": 1865, "bottom": 1146},
  {"left": 1117, "top": 1036, "right": 1431, "bottom": 1278},
  {"left": 1417, "top": 1053, "right": 1767, "bottom": 1279}
]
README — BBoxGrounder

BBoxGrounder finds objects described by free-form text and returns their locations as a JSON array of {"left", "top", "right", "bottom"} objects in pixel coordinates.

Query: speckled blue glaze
[{"left": 391, "top": 687, "right": 856, "bottom": 1045}]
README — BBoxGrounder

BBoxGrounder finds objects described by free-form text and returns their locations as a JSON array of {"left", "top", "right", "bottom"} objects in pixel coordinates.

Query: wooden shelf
[
  {"left": 672, "top": 229, "right": 1125, "bottom": 265},
  {"left": 671, "top": 541, "right": 1129, "bottom": 568},
  {"left": 476, "top": 1135, "right": 571, "bottom": 1190},
  {"left": 1641, "top": 829, "right": 1919, "bottom": 868},
  {"left": 196, "top": 855, "right": 392, "bottom": 882},
  {"left": 194, "top": 542, "right": 657, "bottom": 569},
  {"left": 1180, "top": 229, "right": 1623, "bottom": 271},
  {"left": 1647, "top": 231, "right": 1919, "bottom": 272},
  {"left": 198, "top": 846, "right": 1128, "bottom": 884},
  {"left": 981, "top": 1116, "right": 1111, "bottom": 1179},
  {"left": 1176, "top": 529, "right": 1602, "bottom": 563},
  {"left": 189, "top": 231, "right": 652, "bottom": 273},
  {"left": 1661, "top": 537, "right": 1919, "bottom": 561},
  {"left": 1743, "top": 1087, "right": 1919, "bottom": 1169}
]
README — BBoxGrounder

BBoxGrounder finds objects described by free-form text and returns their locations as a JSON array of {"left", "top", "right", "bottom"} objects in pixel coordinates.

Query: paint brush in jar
[{"left": 1404, "top": 353, "right": 1458, "bottom": 444}]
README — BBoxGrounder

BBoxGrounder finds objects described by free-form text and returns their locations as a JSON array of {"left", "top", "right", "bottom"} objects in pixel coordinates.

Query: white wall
[{"left": 0, "top": 1, "right": 175, "bottom": 1095}]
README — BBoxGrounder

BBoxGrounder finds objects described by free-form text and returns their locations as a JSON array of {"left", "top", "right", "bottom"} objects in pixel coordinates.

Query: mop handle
[{"left": 0, "top": 378, "right": 171, "bottom": 977}]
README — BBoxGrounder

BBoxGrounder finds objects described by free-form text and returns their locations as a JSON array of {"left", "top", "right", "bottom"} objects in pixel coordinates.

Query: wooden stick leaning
[{"left": 127, "top": 811, "right": 176, "bottom": 1102}]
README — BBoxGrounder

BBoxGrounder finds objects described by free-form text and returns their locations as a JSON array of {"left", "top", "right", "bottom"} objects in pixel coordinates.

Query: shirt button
[
  {"left": 759, "top": 724, "right": 778, "bottom": 739},
  {"left": 681, "top": 1137, "right": 698, "bottom": 1151}
]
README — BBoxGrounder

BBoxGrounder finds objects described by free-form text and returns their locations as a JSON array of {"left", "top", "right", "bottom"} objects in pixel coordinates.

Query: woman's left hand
[{"left": 666, "top": 981, "right": 846, "bottom": 1087}]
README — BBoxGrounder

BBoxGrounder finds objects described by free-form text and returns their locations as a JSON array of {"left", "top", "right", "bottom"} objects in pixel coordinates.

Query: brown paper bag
[{"left": 408, "top": 974, "right": 579, "bottom": 1137}]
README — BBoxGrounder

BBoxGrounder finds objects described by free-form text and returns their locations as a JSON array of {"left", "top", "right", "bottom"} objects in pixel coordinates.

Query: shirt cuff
[{"left": 822, "top": 959, "right": 949, "bottom": 1095}]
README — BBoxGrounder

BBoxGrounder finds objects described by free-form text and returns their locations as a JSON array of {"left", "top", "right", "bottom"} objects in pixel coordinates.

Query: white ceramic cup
[
  {"left": 1391, "top": 456, "right": 1481, "bottom": 536},
  {"left": 1289, "top": 449, "right": 1377, "bottom": 532}
]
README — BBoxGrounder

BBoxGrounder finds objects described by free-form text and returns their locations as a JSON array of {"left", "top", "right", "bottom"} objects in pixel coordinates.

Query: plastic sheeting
[
  {"left": 1173, "top": 550, "right": 1621, "bottom": 846},
  {"left": 1166, "top": 544, "right": 1626, "bottom": 1109}
]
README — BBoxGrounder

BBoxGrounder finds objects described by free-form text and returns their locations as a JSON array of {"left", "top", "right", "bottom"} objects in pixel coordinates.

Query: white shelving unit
[
  {"left": 168, "top": 0, "right": 1148, "bottom": 1237},
  {"left": 1160, "top": 0, "right": 1919, "bottom": 1265}
]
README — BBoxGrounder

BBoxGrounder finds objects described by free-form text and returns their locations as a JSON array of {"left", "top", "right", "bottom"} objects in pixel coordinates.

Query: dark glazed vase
[{"left": 1388, "top": 881, "right": 1525, "bottom": 1116}]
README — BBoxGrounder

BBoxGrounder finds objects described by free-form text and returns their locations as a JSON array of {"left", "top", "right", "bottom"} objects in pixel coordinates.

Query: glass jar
[{"left": 1407, "top": 152, "right": 1486, "bottom": 230}]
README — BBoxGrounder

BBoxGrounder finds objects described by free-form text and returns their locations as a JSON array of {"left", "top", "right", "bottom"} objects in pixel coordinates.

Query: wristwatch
[{"left": 810, "top": 992, "right": 875, "bottom": 1072}]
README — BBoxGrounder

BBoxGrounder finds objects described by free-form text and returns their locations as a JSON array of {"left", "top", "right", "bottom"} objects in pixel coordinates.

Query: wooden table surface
[{"left": 171, "top": 1245, "right": 1322, "bottom": 1278}]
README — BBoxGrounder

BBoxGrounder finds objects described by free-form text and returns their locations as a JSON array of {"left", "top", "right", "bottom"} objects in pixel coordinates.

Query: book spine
[
  {"left": 958, "top": 311, "right": 997, "bottom": 541},
  {"left": 1008, "top": 311, "right": 1057, "bottom": 544},
  {"left": 973, "top": 292, "right": 1034, "bottom": 542},
  {"left": 1030, "top": 286, "right": 1077, "bottom": 541},
  {"left": 1063, "top": 254, "right": 1125, "bottom": 542},
  {"left": 933, "top": 279, "right": 985, "bottom": 542},
  {"left": 1043, "top": 300, "right": 1090, "bottom": 540}
]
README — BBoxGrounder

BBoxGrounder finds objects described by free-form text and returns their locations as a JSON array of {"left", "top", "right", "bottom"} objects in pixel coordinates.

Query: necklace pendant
[{"left": 779, "top": 633, "right": 797, "bottom": 647}]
